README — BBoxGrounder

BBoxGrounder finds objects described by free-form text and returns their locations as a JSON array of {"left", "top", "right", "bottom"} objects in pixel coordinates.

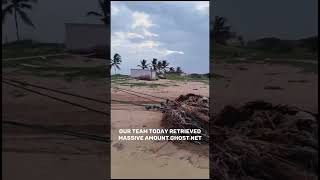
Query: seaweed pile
[
  {"left": 161, "top": 93, "right": 209, "bottom": 143},
  {"left": 211, "top": 101, "right": 318, "bottom": 180}
]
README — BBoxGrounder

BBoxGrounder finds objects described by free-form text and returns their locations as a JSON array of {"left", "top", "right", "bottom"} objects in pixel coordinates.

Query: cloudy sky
[
  {"left": 211, "top": 0, "right": 318, "bottom": 40},
  {"left": 111, "top": 1, "right": 209, "bottom": 75}
]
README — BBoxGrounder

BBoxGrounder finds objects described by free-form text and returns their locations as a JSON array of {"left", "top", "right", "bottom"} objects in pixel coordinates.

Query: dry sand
[
  {"left": 2, "top": 76, "right": 110, "bottom": 180},
  {"left": 212, "top": 62, "right": 318, "bottom": 113},
  {"left": 2, "top": 56, "right": 110, "bottom": 180}
]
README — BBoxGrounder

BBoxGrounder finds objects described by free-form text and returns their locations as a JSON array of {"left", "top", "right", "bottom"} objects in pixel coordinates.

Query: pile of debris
[
  {"left": 161, "top": 94, "right": 318, "bottom": 179},
  {"left": 211, "top": 101, "right": 318, "bottom": 180},
  {"left": 161, "top": 93, "right": 209, "bottom": 143}
]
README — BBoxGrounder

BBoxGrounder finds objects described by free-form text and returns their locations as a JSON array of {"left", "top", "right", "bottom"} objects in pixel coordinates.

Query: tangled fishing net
[
  {"left": 161, "top": 95, "right": 318, "bottom": 180},
  {"left": 211, "top": 101, "right": 318, "bottom": 180},
  {"left": 161, "top": 93, "right": 209, "bottom": 143}
]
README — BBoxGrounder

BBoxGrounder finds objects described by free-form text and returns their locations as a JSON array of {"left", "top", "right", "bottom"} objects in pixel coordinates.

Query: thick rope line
[
  {"left": 113, "top": 86, "right": 169, "bottom": 101},
  {"left": 113, "top": 87, "right": 162, "bottom": 103},
  {"left": 2, "top": 68, "right": 26, "bottom": 76},
  {"left": 3, "top": 120, "right": 108, "bottom": 143},
  {"left": 2, "top": 80, "right": 109, "bottom": 116},
  {"left": 111, "top": 99, "right": 149, "bottom": 107},
  {"left": 4, "top": 78, "right": 163, "bottom": 107},
  {"left": 3, "top": 78, "right": 159, "bottom": 108},
  {"left": 4, "top": 78, "right": 160, "bottom": 112},
  {"left": 3, "top": 77, "right": 109, "bottom": 104}
]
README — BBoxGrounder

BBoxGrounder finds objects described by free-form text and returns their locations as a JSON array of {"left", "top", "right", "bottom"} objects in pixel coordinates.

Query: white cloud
[
  {"left": 111, "top": 4, "right": 120, "bottom": 15},
  {"left": 190, "top": 2, "right": 209, "bottom": 15},
  {"left": 127, "top": 32, "right": 145, "bottom": 39},
  {"left": 113, "top": 32, "right": 125, "bottom": 40},
  {"left": 111, "top": 31, "right": 182, "bottom": 59},
  {"left": 113, "top": 31, "right": 144, "bottom": 40},
  {"left": 166, "top": 50, "right": 184, "bottom": 55},
  {"left": 137, "top": 40, "right": 160, "bottom": 48},
  {"left": 131, "top": 11, "right": 154, "bottom": 29},
  {"left": 143, "top": 29, "right": 159, "bottom": 37},
  {"left": 194, "top": 2, "right": 209, "bottom": 11}
]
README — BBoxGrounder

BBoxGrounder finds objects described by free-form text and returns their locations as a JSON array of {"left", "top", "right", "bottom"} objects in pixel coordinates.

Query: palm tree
[
  {"left": 176, "top": 67, "right": 183, "bottom": 74},
  {"left": 161, "top": 60, "right": 170, "bottom": 72},
  {"left": 212, "top": 16, "right": 233, "bottom": 45},
  {"left": 86, "top": 0, "right": 108, "bottom": 25},
  {"left": 2, "top": 0, "right": 37, "bottom": 40},
  {"left": 111, "top": 53, "right": 121, "bottom": 74},
  {"left": 157, "top": 61, "right": 163, "bottom": 74},
  {"left": 151, "top": 58, "right": 158, "bottom": 71},
  {"left": 169, "top": 67, "right": 175, "bottom": 73},
  {"left": 137, "top": 59, "right": 149, "bottom": 70}
]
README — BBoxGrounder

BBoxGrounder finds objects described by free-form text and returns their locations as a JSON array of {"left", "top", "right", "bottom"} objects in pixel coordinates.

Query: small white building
[
  {"left": 180, "top": 73, "right": 187, "bottom": 77},
  {"left": 130, "top": 69, "right": 157, "bottom": 80}
]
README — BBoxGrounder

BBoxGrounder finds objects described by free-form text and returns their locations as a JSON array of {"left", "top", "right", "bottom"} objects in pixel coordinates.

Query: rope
[
  {"left": 2, "top": 80, "right": 109, "bottom": 116},
  {"left": 112, "top": 99, "right": 150, "bottom": 107},
  {"left": 113, "top": 86, "right": 169, "bottom": 101},
  {"left": 3, "top": 78, "right": 161, "bottom": 109},
  {"left": 4, "top": 77, "right": 166, "bottom": 107},
  {"left": 2, "top": 68, "right": 26, "bottom": 76},
  {"left": 3, "top": 78, "right": 109, "bottom": 104},
  {"left": 113, "top": 87, "right": 162, "bottom": 103},
  {"left": 4, "top": 78, "right": 163, "bottom": 107},
  {"left": 3, "top": 120, "right": 108, "bottom": 143}
]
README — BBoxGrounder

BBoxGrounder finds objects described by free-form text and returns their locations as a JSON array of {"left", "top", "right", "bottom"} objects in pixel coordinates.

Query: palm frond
[
  {"left": 86, "top": 11, "right": 102, "bottom": 17},
  {"left": 2, "top": 4, "right": 14, "bottom": 23},
  {"left": 113, "top": 53, "right": 121, "bottom": 63},
  {"left": 110, "top": 53, "right": 121, "bottom": 70},
  {"left": 17, "top": 9, "right": 34, "bottom": 28},
  {"left": 99, "top": 0, "right": 108, "bottom": 18},
  {"left": 87, "top": 0, "right": 108, "bottom": 25},
  {"left": 20, "top": 3, "right": 32, "bottom": 10}
]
